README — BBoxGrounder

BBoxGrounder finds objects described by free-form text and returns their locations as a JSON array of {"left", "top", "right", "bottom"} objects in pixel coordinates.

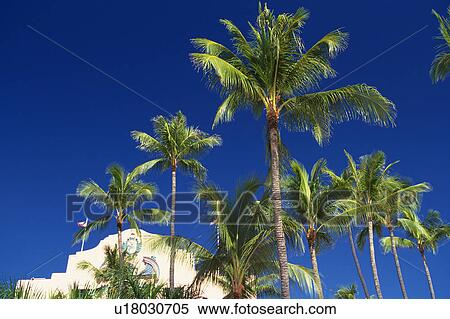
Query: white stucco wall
[{"left": 19, "top": 229, "right": 224, "bottom": 298}]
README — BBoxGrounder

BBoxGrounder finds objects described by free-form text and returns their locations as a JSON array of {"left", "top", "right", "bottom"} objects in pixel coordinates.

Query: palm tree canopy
[
  {"left": 334, "top": 284, "right": 357, "bottom": 299},
  {"left": 393, "top": 210, "right": 450, "bottom": 254},
  {"left": 282, "top": 159, "right": 337, "bottom": 252},
  {"left": 332, "top": 151, "right": 430, "bottom": 224},
  {"left": 430, "top": 7, "right": 450, "bottom": 83},
  {"left": 131, "top": 111, "right": 222, "bottom": 179},
  {"left": 191, "top": 4, "right": 395, "bottom": 144},
  {"left": 74, "top": 164, "right": 167, "bottom": 243},
  {"left": 323, "top": 151, "right": 430, "bottom": 251},
  {"left": 145, "top": 177, "right": 315, "bottom": 298}
]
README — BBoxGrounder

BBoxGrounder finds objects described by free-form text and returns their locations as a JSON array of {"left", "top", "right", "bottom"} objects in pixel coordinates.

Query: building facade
[{"left": 19, "top": 229, "right": 224, "bottom": 298}]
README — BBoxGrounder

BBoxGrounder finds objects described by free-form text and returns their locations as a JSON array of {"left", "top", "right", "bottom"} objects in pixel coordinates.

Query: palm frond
[
  {"left": 129, "top": 159, "right": 166, "bottom": 180},
  {"left": 133, "top": 209, "right": 170, "bottom": 225},
  {"left": 430, "top": 8, "right": 450, "bottom": 83},
  {"left": 282, "top": 84, "right": 395, "bottom": 145},
  {"left": 282, "top": 30, "right": 348, "bottom": 94},
  {"left": 190, "top": 53, "right": 260, "bottom": 99},
  {"left": 398, "top": 218, "right": 431, "bottom": 241},
  {"left": 131, "top": 130, "right": 162, "bottom": 153},
  {"left": 288, "top": 263, "right": 315, "bottom": 297},
  {"left": 430, "top": 52, "right": 450, "bottom": 83},
  {"left": 178, "top": 159, "right": 207, "bottom": 180},
  {"left": 144, "top": 234, "right": 212, "bottom": 265},
  {"left": 379, "top": 236, "right": 415, "bottom": 253}
]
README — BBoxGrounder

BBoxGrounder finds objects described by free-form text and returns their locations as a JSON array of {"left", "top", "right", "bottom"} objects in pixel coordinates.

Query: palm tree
[
  {"left": 146, "top": 177, "right": 315, "bottom": 299},
  {"left": 131, "top": 111, "right": 222, "bottom": 290},
  {"left": 74, "top": 164, "right": 163, "bottom": 260},
  {"left": 191, "top": 4, "right": 395, "bottom": 297},
  {"left": 376, "top": 179, "right": 430, "bottom": 298},
  {"left": 430, "top": 7, "right": 450, "bottom": 83},
  {"left": 334, "top": 284, "right": 357, "bottom": 299},
  {"left": 337, "top": 151, "right": 395, "bottom": 298},
  {"left": 340, "top": 151, "right": 431, "bottom": 298},
  {"left": 283, "top": 159, "right": 336, "bottom": 298},
  {"left": 324, "top": 168, "right": 371, "bottom": 298},
  {"left": 381, "top": 210, "right": 450, "bottom": 298}
]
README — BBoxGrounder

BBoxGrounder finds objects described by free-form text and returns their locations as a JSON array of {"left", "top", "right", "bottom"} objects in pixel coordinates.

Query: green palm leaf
[
  {"left": 282, "top": 84, "right": 395, "bottom": 144},
  {"left": 431, "top": 8, "right": 450, "bottom": 83}
]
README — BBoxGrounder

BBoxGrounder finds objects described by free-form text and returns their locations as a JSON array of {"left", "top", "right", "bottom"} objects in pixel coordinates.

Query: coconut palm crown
[{"left": 131, "top": 111, "right": 222, "bottom": 180}]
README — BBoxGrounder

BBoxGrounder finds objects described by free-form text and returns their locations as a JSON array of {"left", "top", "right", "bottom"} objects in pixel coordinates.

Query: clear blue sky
[{"left": 0, "top": 0, "right": 448, "bottom": 298}]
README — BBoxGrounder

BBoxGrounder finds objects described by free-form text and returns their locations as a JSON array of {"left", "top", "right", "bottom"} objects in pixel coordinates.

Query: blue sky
[{"left": 0, "top": 0, "right": 448, "bottom": 298}]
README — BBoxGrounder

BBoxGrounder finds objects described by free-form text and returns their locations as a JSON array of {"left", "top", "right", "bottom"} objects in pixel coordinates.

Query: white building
[{"left": 19, "top": 229, "right": 224, "bottom": 298}]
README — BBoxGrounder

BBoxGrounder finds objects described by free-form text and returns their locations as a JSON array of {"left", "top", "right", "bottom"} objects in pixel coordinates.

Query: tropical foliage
[
  {"left": 381, "top": 209, "right": 450, "bottom": 298},
  {"left": 74, "top": 164, "right": 167, "bottom": 260},
  {"left": 131, "top": 111, "right": 221, "bottom": 290},
  {"left": 190, "top": 3, "right": 395, "bottom": 299},
  {"left": 77, "top": 246, "right": 166, "bottom": 298},
  {"left": 145, "top": 177, "right": 315, "bottom": 298},
  {"left": 334, "top": 284, "right": 357, "bottom": 299},
  {"left": 325, "top": 151, "right": 430, "bottom": 298},
  {"left": 282, "top": 159, "right": 338, "bottom": 298},
  {"left": 431, "top": 7, "right": 450, "bottom": 83},
  {"left": 0, "top": 280, "right": 44, "bottom": 299},
  {"left": 13, "top": 4, "right": 447, "bottom": 300}
]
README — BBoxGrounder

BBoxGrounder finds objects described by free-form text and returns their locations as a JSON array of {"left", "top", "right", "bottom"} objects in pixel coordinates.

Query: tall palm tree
[
  {"left": 381, "top": 210, "right": 450, "bottom": 298},
  {"left": 146, "top": 177, "right": 315, "bottom": 298},
  {"left": 337, "top": 151, "right": 395, "bottom": 298},
  {"left": 191, "top": 4, "right": 395, "bottom": 298},
  {"left": 131, "top": 111, "right": 222, "bottom": 290},
  {"left": 74, "top": 164, "right": 163, "bottom": 260},
  {"left": 376, "top": 179, "right": 430, "bottom": 298},
  {"left": 283, "top": 159, "right": 336, "bottom": 298},
  {"left": 324, "top": 167, "right": 371, "bottom": 298},
  {"left": 430, "top": 7, "right": 450, "bottom": 83},
  {"left": 340, "top": 151, "right": 430, "bottom": 298}
]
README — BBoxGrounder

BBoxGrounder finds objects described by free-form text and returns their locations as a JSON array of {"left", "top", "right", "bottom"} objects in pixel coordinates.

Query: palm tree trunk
[
  {"left": 419, "top": 248, "right": 436, "bottom": 299},
  {"left": 368, "top": 219, "right": 383, "bottom": 298},
  {"left": 388, "top": 226, "right": 408, "bottom": 298},
  {"left": 308, "top": 232, "right": 323, "bottom": 299},
  {"left": 233, "top": 281, "right": 243, "bottom": 299},
  {"left": 169, "top": 165, "right": 177, "bottom": 290},
  {"left": 348, "top": 226, "right": 370, "bottom": 298},
  {"left": 267, "top": 113, "right": 290, "bottom": 299},
  {"left": 117, "top": 220, "right": 123, "bottom": 261}
]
